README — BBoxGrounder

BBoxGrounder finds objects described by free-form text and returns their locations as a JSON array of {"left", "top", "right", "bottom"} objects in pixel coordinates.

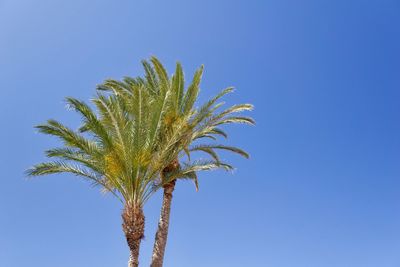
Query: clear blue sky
[{"left": 1, "top": 0, "right": 399, "bottom": 266}]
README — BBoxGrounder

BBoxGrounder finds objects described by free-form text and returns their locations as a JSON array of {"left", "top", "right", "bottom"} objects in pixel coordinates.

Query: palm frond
[
  {"left": 27, "top": 161, "right": 123, "bottom": 202},
  {"left": 189, "top": 146, "right": 220, "bottom": 163},
  {"left": 182, "top": 65, "right": 203, "bottom": 114},
  {"left": 66, "top": 97, "right": 113, "bottom": 147},
  {"left": 190, "top": 144, "right": 249, "bottom": 159},
  {"left": 27, "top": 161, "right": 102, "bottom": 182},
  {"left": 150, "top": 56, "right": 170, "bottom": 94},
  {"left": 96, "top": 79, "right": 133, "bottom": 96},
  {"left": 192, "top": 87, "right": 234, "bottom": 124},
  {"left": 215, "top": 116, "right": 255, "bottom": 125},
  {"left": 142, "top": 60, "right": 159, "bottom": 94},
  {"left": 171, "top": 62, "right": 185, "bottom": 113},
  {"left": 36, "top": 119, "right": 101, "bottom": 155}
]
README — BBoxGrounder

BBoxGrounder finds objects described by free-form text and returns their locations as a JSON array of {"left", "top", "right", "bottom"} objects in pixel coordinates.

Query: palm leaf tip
[
  {"left": 209, "top": 128, "right": 228, "bottom": 138},
  {"left": 65, "top": 96, "right": 80, "bottom": 107},
  {"left": 25, "top": 166, "right": 39, "bottom": 177},
  {"left": 96, "top": 84, "right": 112, "bottom": 92},
  {"left": 26, "top": 162, "right": 66, "bottom": 177},
  {"left": 219, "top": 162, "right": 235, "bottom": 172}
]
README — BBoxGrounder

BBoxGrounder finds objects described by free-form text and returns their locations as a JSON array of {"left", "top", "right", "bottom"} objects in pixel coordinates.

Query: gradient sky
[{"left": 1, "top": 0, "right": 400, "bottom": 266}]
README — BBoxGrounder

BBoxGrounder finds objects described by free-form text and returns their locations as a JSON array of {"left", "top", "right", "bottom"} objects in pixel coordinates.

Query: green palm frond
[
  {"left": 171, "top": 62, "right": 185, "bottom": 113},
  {"left": 190, "top": 144, "right": 249, "bottom": 159},
  {"left": 36, "top": 119, "right": 101, "bottom": 154},
  {"left": 46, "top": 147, "right": 106, "bottom": 176},
  {"left": 148, "top": 84, "right": 172, "bottom": 144},
  {"left": 27, "top": 161, "right": 123, "bottom": 202},
  {"left": 27, "top": 161, "right": 102, "bottom": 183},
  {"left": 122, "top": 76, "right": 143, "bottom": 88},
  {"left": 66, "top": 97, "right": 113, "bottom": 146},
  {"left": 185, "top": 171, "right": 199, "bottom": 191},
  {"left": 189, "top": 146, "right": 220, "bottom": 163},
  {"left": 216, "top": 103, "right": 254, "bottom": 118},
  {"left": 93, "top": 94, "right": 127, "bottom": 151},
  {"left": 192, "top": 87, "right": 234, "bottom": 125},
  {"left": 97, "top": 79, "right": 133, "bottom": 96},
  {"left": 214, "top": 116, "right": 255, "bottom": 125},
  {"left": 142, "top": 60, "right": 159, "bottom": 94},
  {"left": 182, "top": 65, "right": 203, "bottom": 114},
  {"left": 150, "top": 56, "right": 170, "bottom": 94},
  {"left": 208, "top": 128, "right": 228, "bottom": 138}
]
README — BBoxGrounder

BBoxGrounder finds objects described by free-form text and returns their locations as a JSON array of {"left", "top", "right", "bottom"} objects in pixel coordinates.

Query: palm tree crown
[
  {"left": 97, "top": 57, "right": 255, "bottom": 191},
  {"left": 27, "top": 84, "right": 173, "bottom": 205}
]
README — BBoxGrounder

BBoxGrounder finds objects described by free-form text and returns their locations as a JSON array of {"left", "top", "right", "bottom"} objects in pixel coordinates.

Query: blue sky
[{"left": 1, "top": 0, "right": 400, "bottom": 266}]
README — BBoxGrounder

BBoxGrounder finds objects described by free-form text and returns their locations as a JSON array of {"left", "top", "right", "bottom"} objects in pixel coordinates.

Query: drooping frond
[
  {"left": 211, "top": 104, "right": 254, "bottom": 124},
  {"left": 27, "top": 161, "right": 123, "bottom": 202},
  {"left": 65, "top": 97, "right": 113, "bottom": 147},
  {"left": 214, "top": 116, "right": 255, "bottom": 125},
  {"left": 27, "top": 161, "right": 103, "bottom": 185},
  {"left": 189, "top": 146, "right": 220, "bottom": 163},
  {"left": 208, "top": 128, "right": 228, "bottom": 138},
  {"left": 36, "top": 119, "right": 101, "bottom": 155},
  {"left": 45, "top": 147, "right": 101, "bottom": 171},
  {"left": 190, "top": 144, "right": 249, "bottom": 159},
  {"left": 192, "top": 87, "right": 234, "bottom": 125}
]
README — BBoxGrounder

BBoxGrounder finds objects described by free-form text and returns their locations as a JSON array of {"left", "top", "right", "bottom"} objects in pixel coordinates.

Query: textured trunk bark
[
  {"left": 122, "top": 203, "right": 145, "bottom": 267},
  {"left": 151, "top": 160, "right": 179, "bottom": 267},
  {"left": 151, "top": 180, "right": 176, "bottom": 267}
]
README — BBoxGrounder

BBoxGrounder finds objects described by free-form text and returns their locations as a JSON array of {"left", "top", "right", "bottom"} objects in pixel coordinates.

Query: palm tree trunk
[
  {"left": 122, "top": 203, "right": 145, "bottom": 267},
  {"left": 151, "top": 179, "right": 176, "bottom": 267}
]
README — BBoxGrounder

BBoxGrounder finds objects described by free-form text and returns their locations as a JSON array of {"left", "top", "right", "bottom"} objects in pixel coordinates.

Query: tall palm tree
[
  {"left": 99, "top": 57, "right": 254, "bottom": 267},
  {"left": 151, "top": 61, "right": 254, "bottom": 267},
  {"left": 27, "top": 80, "right": 180, "bottom": 267}
]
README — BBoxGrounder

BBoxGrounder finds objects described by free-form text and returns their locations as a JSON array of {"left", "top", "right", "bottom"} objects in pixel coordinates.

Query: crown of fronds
[{"left": 27, "top": 56, "right": 254, "bottom": 204}]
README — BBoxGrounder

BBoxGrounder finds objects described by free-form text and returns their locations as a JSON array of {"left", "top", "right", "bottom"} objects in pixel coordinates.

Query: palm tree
[
  {"left": 151, "top": 62, "right": 254, "bottom": 267},
  {"left": 99, "top": 57, "right": 254, "bottom": 267},
  {"left": 27, "top": 80, "right": 180, "bottom": 267}
]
